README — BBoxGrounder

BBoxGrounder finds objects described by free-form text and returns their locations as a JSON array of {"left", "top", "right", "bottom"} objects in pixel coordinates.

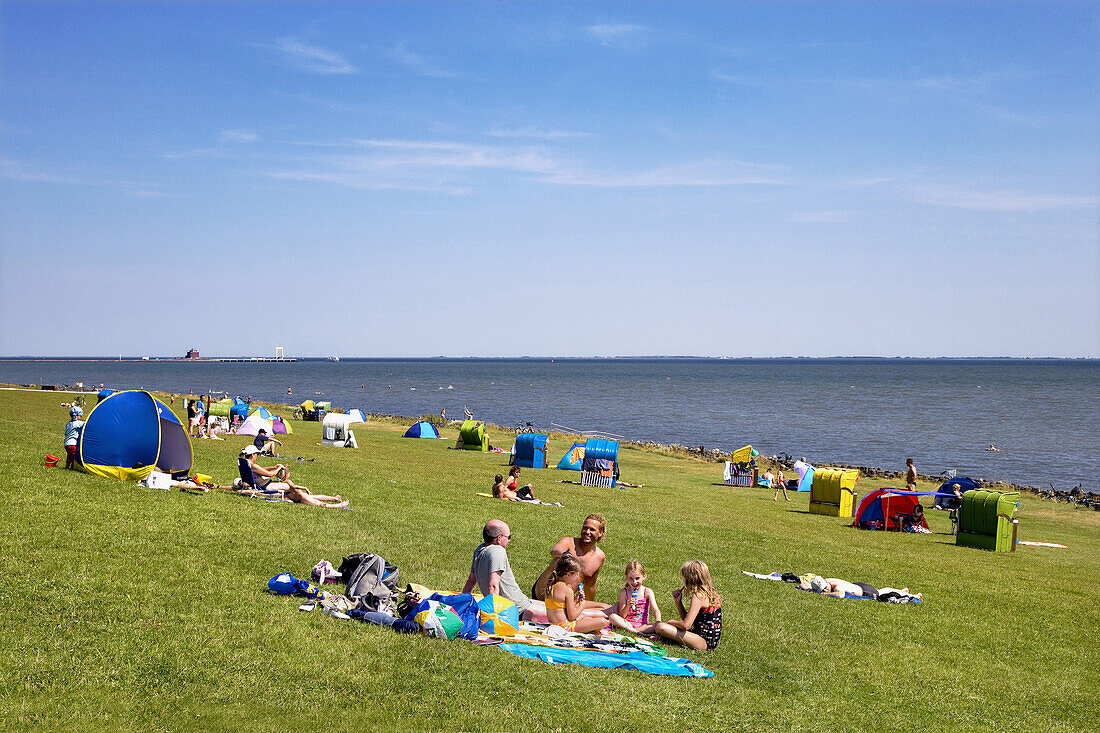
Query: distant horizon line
[{"left": 1, "top": 355, "right": 1097, "bottom": 362}]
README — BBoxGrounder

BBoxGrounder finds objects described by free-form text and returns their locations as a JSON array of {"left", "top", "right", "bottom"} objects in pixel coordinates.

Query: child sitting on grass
[
  {"left": 544, "top": 555, "right": 611, "bottom": 634},
  {"left": 607, "top": 559, "right": 661, "bottom": 636},
  {"left": 654, "top": 560, "right": 723, "bottom": 650}
]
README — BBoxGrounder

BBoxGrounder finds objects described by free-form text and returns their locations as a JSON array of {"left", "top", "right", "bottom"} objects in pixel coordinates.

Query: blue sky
[{"left": 2, "top": 1, "right": 1097, "bottom": 358}]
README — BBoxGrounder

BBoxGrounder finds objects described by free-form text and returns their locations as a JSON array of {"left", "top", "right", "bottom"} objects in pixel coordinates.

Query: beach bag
[{"left": 344, "top": 553, "right": 400, "bottom": 614}]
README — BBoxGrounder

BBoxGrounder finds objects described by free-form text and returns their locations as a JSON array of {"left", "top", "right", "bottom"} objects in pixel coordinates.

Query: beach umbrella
[
  {"left": 478, "top": 594, "right": 519, "bottom": 637},
  {"left": 413, "top": 600, "right": 463, "bottom": 640}
]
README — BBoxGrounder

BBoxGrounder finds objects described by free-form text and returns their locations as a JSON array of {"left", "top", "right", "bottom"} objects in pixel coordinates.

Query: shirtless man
[
  {"left": 532, "top": 514, "right": 609, "bottom": 607},
  {"left": 905, "top": 458, "right": 917, "bottom": 491}
]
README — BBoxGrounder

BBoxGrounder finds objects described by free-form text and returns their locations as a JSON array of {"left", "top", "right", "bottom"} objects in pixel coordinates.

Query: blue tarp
[{"left": 499, "top": 644, "right": 713, "bottom": 677}]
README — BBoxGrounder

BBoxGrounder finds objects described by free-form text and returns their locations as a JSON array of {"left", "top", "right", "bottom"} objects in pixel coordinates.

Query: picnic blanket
[
  {"left": 499, "top": 644, "right": 712, "bottom": 677},
  {"left": 742, "top": 570, "right": 922, "bottom": 604}
]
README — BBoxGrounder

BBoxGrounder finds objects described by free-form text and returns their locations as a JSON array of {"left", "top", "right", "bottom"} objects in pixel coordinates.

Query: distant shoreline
[{"left": 2, "top": 356, "right": 1097, "bottom": 363}]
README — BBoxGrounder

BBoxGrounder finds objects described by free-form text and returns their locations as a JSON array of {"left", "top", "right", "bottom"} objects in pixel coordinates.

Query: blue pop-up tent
[
  {"left": 556, "top": 442, "right": 586, "bottom": 471},
  {"left": 933, "top": 477, "right": 982, "bottom": 509},
  {"left": 78, "top": 390, "right": 192, "bottom": 481},
  {"left": 404, "top": 421, "right": 440, "bottom": 439},
  {"left": 512, "top": 434, "right": 549, "bottom": 468}
]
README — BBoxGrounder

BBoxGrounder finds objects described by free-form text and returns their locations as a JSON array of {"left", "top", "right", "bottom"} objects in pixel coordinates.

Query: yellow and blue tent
[{"left": 77, "top": 390, "right": 192, "bottom": 481}]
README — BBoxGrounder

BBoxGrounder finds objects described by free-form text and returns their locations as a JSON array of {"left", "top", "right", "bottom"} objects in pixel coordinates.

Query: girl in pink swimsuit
[{"left": 608, "top": 560, "right": 662, "bottom": 635}]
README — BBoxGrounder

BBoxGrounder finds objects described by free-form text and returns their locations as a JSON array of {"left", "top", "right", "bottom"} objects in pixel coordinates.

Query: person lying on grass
[
  {"left": 653, "top": 560, "right": 723, "bottom": 651},
  {"left": 799, "top": 575, "right": 921, "bottom": 602},
  {"left": 544, "top": 554, "right": 612, "bottom": 635},
  {"left": 242, "top": 445, "right": 348, "bottom": 508}
]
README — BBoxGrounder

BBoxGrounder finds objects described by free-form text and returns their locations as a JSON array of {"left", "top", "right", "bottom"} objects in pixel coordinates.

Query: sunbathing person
[
  {"left": 505, "top": 466, "right": 535, "bottom": 499},
  {"left": 241, "top": 447, "right": 348, "bottom": 508},
  {"left": 800, "top": 575, "right": 921, "bottom": 602},
  {"left": 492, "top": 474, "right": 518, "bottom": 500}
]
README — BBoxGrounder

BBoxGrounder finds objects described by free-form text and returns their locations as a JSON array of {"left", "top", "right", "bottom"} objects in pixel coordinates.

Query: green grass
[{"left": 2, "top": 387, "right": 1098, "bottom": 731}]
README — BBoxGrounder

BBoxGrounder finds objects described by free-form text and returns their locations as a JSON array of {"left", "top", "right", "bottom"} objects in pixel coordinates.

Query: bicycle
[{"left": 514, "top": 421, "right": 536, "bottom": 434}]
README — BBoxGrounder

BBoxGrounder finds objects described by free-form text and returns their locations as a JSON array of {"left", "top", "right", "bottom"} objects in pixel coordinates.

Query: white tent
[
  {"left": 235, "top": 414, "right": 273, "bottom": 437},
  {"left": 321, "top": 412, "right": 358, "bottom": 448},
  {"left": 346, "top": 409, "right": 367, "bottom": 423}
]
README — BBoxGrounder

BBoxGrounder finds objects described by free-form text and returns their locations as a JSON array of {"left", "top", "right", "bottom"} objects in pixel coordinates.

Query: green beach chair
[{"left": 956, "top": 489, "right": 1019, "bottom": 552}]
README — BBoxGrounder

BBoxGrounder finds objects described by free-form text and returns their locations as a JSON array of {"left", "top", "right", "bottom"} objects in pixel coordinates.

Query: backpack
[{"left": 343, "top": 553, "right": 400, "bottom": 614}]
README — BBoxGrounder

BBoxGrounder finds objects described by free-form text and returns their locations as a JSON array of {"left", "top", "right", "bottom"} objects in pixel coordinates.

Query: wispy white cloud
[
  {"left": 0, "top": 157, "right": 163, "bottom": 196},
  {"left": 220, "top": 129, "right": 258, "bottom": 144},
  {"left": 264, "top": 138, "right": 789, "bottom": 193},
  {"left": 585, "top": 23, "right": 648, "bottom": 50},
  {"left": 542, "top": 159, "right": 789, "bottom": 188},
  {"left": 272, "top": 37, "right": 355, "bottom": 74},
  {"left": 486, "top": 126, "right": 594, "bottom": 141},
  {"left": 909, "top": 184, "right": 1097, "bottom": 212},
  {"left": 386, "top": 42, "right": 456, "bottom": 78}
]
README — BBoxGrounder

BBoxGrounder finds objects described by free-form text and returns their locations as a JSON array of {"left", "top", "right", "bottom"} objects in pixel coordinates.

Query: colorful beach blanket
[{"left": 499, "top": 644, "right": 712, "bottom": 677}]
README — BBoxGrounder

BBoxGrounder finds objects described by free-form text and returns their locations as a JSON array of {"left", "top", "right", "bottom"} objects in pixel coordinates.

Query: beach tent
[
  {"left": 322, "top": 412, "right": 358, "bottom": 448},
  {"left": 96, "top": 389, "right": 114, "bottom": 403},
  {"left": 457, "top": 420, "right": 488, "bottom": 451},
  {"left": 581, "top": 439, "right": 619, "bottom": 487},
  {"left": 235, "top": 414, "right": 273, "bottom": 437},
  {"left": 788, "top": 460, "right": 814, "bottom": 492},
  {"left": 77, "top": 390, "right": 192, "bottom": 481},
  {"left": 249, "top": 405, "right": 274, "bottom": 420},
  {"left": 852, "top": 489, "right": 930, "bottom": 531},
  {"left": 271, "top": 415, "right": 293, "bottom": 435},
  {"left": 933, "top": 477, "right": 982, "bottom": 510},
  {"left": 555, "top": 442, "right": 586, "bottom": 471},
  {"left": 346, "top": 409, "right": 367, "bottom": 423},
  {"left": 512, "top": 434, "right": 549, "bottom": 468},
  {"left": 404, "top": 421, "right": 440, "bottom": 439}
]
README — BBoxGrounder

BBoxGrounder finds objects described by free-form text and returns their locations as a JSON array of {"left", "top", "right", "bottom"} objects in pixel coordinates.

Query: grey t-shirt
[{"left": 470, "top": 543, "right": 531, "bottom": 614}]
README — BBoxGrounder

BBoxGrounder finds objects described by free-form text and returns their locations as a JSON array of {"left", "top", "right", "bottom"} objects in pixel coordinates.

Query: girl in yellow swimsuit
[{"left": 544, "top": 555, "right": 611, "bottom": 634}]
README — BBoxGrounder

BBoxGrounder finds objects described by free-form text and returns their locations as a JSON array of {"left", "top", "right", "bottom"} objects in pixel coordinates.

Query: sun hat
[
  {"left": 70, "top": 406, "right": 83, "bottom": 418},
  {"left": 809, "top": 575, "right": 828, "bottom": 593},
  {"left": 242, "top": 445, "right": 260, "bottom": 456}
]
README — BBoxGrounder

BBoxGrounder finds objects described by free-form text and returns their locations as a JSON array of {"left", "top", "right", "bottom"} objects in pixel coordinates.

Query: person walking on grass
[
  {"left": 906, "top": 458, "right": 917, "bottom": 491},
  {"left": 773, "top": 468, "right": 789, "bottom": 501}
]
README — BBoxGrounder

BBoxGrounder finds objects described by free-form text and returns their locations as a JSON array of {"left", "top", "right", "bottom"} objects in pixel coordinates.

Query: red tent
[{"left": 852, "top": 489, "right": 930, "bottom": 531}]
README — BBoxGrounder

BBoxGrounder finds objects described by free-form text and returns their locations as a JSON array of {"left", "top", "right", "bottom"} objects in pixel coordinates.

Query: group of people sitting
[{"left": 460, "top": 515, "right": 723, "bottom": 651}]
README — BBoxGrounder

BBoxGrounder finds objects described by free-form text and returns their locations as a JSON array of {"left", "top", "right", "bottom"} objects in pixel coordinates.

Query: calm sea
[{"left": 2, "top": 358, "right": 1096, "bottom": 492}]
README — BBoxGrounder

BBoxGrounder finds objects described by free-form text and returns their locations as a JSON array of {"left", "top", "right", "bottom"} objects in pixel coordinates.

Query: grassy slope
[{"left": 2, "top": 388, "right": 1097, "bottom": 732}]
